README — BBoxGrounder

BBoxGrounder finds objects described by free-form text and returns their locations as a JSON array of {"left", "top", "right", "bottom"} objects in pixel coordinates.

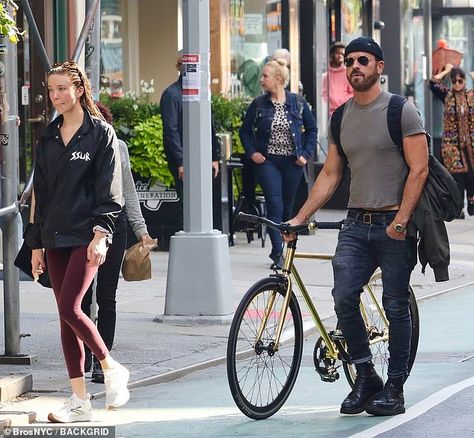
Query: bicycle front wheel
[
  {"left": 227, "top": 277, "right": 303, "bottom": 420},
  {"left": 341, "top": 274, "right": 419, "bottom": 387}
]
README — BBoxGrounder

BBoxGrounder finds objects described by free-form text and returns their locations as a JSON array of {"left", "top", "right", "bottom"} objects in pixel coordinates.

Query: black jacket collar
[{"left": 43, "top": 109, "right": 99, "bottom": 139}]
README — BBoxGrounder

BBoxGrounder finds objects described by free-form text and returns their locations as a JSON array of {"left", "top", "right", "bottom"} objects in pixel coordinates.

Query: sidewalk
[{"left": 1, "top": 209, "right": 474, "bottom": 424}]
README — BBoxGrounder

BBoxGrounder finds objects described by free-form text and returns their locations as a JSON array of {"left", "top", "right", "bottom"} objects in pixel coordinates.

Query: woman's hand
[
  {"left": 140, "top": 233, "right": 158, "bottom": 249},
  {"left": 295, "top": 156, "right": 307, "bottom": 167},
  {"left": 251, "top": 152, "right": 266, "bottom": 164},
  {"left": 31, "top": 248, "right": 46, "bottom": 281},
  {"left": 87, "top": 233, "right": 109, "bottom": 267}
]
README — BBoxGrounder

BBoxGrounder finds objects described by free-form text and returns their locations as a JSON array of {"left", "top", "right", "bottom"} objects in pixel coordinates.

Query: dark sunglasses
[
  {"left": 453, "top": 78, "right": 465, "bottom": 85},
  {"left": 344, "top": 55, "right": 372, "bottom": 67}
]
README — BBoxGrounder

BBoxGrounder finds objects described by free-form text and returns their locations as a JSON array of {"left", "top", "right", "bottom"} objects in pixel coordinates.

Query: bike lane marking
[{"left": 348, "top": 376, "right": 474, "bottom": 438}]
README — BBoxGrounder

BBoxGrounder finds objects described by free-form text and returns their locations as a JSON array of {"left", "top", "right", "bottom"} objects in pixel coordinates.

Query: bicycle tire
[
  {"left": 341, "top": 282, "right": 419, "bottom": 388},
  {"left": 227, "top": 277, "right": 304, "bottom": 420}
]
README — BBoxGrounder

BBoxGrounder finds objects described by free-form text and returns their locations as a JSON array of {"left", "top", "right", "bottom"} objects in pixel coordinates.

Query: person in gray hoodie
[{"left": 81, "top": 101, "right": 156, "bottom": 383}]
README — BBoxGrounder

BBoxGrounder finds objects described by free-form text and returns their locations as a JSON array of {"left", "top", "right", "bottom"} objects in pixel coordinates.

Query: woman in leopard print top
[{"left": 240, "top": 59, "right": 317, "bottom": 268}]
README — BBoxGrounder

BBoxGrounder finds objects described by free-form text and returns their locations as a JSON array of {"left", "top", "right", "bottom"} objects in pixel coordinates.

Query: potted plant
[{"left": 100, "top": 83, "right": 180, "bottom": 250}]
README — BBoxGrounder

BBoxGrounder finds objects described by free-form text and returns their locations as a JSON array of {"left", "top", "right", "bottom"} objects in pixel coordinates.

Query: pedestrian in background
[
  {"left": 429, "top": 63, "right": 474, "bottom": 218},
  {"left": 26, "top": 61, "right": 130, "bottom": 422},
  {"left": 240, "top": 58, "right": 317, "bottom": 269},
  {"left": 322, "top": 41, "right": 353, "bottom": 115},
  {"left": 160, "top": 51, "right": 221, "bottom": 231},
  {"left": 81, "top": 101, "right": 156, "bottom": 384},
  {"left": 286, "top": 36, "right": 428, "bottom": 416}
]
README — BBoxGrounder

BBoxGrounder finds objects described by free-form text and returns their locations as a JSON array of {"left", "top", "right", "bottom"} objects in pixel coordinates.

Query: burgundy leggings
[{"left": 46, "top": 246, "right": 109, "bottom": 378}]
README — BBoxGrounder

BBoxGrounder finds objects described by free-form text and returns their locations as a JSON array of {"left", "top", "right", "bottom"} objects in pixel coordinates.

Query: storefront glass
[
  {"left": 444, "top": 0, "right": 474, "bottom": 6},
  {"left": 340, "top": 0, "right": 363, "bottom": 44},
  {"left": 402, "top": 7, "right": 425, "bottom": 121},
  {"left": 100, "top": 0, "right": 124, "bottom": 97},
  {"left": 229, "top": 0, "right": 282, "bottom": 97},
  {"left": 440, "top": 15, "right": 474, "bottom": 74}
]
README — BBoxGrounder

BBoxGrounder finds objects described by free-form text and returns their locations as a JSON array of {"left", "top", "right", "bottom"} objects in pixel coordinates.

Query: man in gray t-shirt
[{"left": 286, "top": 37, "right": 429, "bottom": 417}]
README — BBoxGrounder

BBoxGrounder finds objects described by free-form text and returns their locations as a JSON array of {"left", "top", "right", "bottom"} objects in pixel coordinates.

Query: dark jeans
[
  {"left": 82, "top": 211, "right": 127, "bottom": 360},
  {"left": 254, "top": 155, "right": 303, "bottom": 256},
  {"left": 331, "top": 213, "right": 417, "bottom": 379},
  {"left": 452, "top": 171, "right": 474, "bottom": 201}
]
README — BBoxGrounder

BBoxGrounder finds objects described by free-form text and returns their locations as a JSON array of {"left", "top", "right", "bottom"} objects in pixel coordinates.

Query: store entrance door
[{"left": 17, "top": 1, "right": 52, "bottom": 187}]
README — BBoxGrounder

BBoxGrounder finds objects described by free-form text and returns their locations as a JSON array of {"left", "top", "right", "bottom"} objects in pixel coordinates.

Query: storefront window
[
  {"left": 100, "top": 0, "right": 123, "bottom": 97},
  {"left": 229, "top": 0, "right": 282, "bottom": 97},
  {"left": 444, "top": 0, "right": 474, "bottom": 6},
  {"left": 441, "top": 15, "right": 474, "bottom": 78},
  {"left": 340, "top": 0, "right": 363, "bottom": 44}
]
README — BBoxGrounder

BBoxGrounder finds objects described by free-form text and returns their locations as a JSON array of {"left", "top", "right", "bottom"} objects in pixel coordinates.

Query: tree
[{"left": 0, "top": 0, "right": 21, "bottom": 43}]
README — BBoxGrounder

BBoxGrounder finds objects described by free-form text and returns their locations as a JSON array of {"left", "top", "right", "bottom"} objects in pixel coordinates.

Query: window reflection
[
  {"left": 229, "top": 0, "right": 282, "bottom": 97},
  {"left": 100, "top": 0, "right": 123, "bottom": 97}
]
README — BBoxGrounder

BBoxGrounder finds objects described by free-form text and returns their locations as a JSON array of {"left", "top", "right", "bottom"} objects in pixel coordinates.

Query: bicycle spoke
[{"left": 228, "top": 279, "right": 303, "bottom": 418}]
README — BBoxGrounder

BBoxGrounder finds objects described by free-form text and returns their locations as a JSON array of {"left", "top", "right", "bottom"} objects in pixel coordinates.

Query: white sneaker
[
  {"left": 48, "top": 393, "right": 93, "bottom": 423},
  {"left": 104, "top": 363, "right": 130, "bottom": 409}
]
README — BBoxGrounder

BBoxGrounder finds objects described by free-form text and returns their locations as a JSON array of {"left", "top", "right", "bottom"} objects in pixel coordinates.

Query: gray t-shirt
[{"left": 328, "top": 91, "right": 425, "bottom": 209}]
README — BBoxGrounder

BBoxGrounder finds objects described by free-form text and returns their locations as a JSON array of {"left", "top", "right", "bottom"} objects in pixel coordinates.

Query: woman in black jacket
[{"left": 27, "top": 61, "right": 129, "bottom": 422}]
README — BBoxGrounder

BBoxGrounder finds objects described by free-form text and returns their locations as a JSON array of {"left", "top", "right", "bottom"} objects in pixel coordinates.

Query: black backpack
[{"left": 330, "top": 94, "right": 463, "bottom": 222}]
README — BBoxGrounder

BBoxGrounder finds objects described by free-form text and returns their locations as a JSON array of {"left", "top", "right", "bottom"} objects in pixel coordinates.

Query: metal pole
[
  {"left": 423, "top": 0, "right": 433, "bottom": 138},
  {"left": 162, "top": 0, "right": 233, "bottom": 322},
  {"left": 19, "top": 0, "right": 51, "bottom": 71},
  {"left": 85, "top": 0, "right": 101, "bottom": 100},
  {"left": 71, "top": 0, "right": 100, "bottom": 63},
  {"left": 0, "top": 8, "right": 20, "bottom": 356}
]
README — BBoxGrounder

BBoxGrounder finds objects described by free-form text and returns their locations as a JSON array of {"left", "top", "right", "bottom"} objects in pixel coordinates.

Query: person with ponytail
[
  {"left": 239, "top": 58, "right": 317, "bottom": 269},
  {"left": 26, "top": 61, "right": 130, "bottom": 422}
]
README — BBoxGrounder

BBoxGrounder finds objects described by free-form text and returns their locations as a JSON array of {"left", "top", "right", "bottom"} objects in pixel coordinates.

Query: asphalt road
[{"left": 89, "top": 283, "right": 474, "bottom": 438}]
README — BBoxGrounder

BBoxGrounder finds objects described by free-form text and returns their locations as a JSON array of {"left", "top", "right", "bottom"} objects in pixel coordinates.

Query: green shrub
[
  {"left": 127, "top": 115, "right": 174, "bottom": 187},
  {"left": 211, "top": 94, "right": 250, "bottom": 155}
]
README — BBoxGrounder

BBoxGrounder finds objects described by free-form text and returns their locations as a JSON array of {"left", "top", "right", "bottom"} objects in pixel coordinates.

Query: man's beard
[{"left": 349, "top": 71, "right": 379, "bottom": 92}]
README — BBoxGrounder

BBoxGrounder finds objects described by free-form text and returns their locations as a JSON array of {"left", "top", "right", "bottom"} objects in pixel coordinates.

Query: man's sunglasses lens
[
  {"left": 344, "top": 56, "right": 370, "bottom": 67},
  {"left": 454, "top": 79, "right": 464, "bottom": 84}
]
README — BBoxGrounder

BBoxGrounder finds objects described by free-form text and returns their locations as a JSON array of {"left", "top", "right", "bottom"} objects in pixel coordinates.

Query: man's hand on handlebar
[{"left": 282, "top": 217, "right": 304, "bottom": 242}]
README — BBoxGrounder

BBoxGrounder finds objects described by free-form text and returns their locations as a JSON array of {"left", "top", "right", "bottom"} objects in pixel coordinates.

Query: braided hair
[{"left": 48, "top": 61, "right": 104, "bottom": 120}]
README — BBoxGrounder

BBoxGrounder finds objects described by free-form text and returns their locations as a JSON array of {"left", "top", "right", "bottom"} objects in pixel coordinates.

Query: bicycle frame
[{"left": 254, "top": 238, "right": 389, "bottom": 360}]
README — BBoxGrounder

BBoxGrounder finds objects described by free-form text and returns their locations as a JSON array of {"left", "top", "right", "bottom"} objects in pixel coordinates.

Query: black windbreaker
[{"left": 26, "top": 110, "right": 123, "bottom": 250}]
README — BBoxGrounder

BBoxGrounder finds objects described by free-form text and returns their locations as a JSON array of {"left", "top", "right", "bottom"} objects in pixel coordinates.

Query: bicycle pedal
[
  {"left": 320, "top": 372, "right": 339, "bottom": 383},
  {"left": 330, "top": 330, "right": 345, "bottom": 341}
]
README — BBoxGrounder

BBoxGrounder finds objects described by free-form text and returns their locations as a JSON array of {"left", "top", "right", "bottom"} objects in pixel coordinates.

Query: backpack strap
[
  {"left": 330, "top": 102, "right": 347, "bottom": 164},
  {"left": 387, "top": 94, "right": 407, "bottom": 151},
  {"left": 295, "top": 93, "right": 306, "bottom": 115}
]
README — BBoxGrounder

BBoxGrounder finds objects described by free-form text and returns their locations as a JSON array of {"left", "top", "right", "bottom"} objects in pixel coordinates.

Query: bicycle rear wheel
[
  {"left": 341, "top": 272, "right": 419, "bottom": 387},
  {"left": 227, "top": 277, "right": 303, "bottom": 420}
]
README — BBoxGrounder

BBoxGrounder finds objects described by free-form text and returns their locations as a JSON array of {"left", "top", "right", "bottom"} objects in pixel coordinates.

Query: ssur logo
[{"left": 70, "top": 151, "right": 91, "bottom": 162}]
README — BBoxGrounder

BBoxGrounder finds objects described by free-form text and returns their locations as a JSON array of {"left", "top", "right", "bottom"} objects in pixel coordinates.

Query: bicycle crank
[{"left": 313, "top": 336, "right": 340, "bottom": 383}]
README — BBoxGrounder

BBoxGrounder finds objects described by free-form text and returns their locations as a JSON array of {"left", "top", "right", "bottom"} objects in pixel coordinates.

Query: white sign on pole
[{"left": 182, "top": 54, "right": 201, "bottom": 101}]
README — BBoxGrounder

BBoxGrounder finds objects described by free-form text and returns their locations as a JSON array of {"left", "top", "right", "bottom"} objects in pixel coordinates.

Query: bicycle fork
[{"left": 255, "top": 246, "right": 295, "bottom": 354}]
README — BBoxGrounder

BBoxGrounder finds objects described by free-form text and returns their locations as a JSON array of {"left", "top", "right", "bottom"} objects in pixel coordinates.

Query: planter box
[{"left": 126, "top": 176, "right": 181, "bottom": 251}]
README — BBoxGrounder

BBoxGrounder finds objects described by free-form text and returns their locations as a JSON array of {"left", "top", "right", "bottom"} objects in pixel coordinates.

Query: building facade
[{"left": 14, "top": 0, "right": 474, "bottom": 184}]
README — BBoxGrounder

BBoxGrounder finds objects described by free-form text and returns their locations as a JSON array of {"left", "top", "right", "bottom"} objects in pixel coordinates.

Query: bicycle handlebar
[{"left": 237, "top": 212, "right": 343, "bottom": 233}]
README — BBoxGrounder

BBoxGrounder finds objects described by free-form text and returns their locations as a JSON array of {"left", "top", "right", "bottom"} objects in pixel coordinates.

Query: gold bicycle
[{"left": 226, "top": 213, "right": 419, "bottom": 420}]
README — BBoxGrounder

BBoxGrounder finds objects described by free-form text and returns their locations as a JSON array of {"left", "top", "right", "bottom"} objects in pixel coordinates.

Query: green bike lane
[{"left": 93, "top": 283, "right": 474, "bottom": 437}]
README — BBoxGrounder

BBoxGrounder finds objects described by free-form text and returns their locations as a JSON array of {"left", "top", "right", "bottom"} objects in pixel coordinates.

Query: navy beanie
[{"left": 344, "top": 36, "right": 384, "bottom": 61}]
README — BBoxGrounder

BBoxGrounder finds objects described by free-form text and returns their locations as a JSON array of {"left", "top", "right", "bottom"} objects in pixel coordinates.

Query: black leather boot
[
  {"left": 365, "top": 377, "right": 405, "bottom": 416},
  {"left": 340, "top": 362, "right": 383, "bottom": 414}
]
